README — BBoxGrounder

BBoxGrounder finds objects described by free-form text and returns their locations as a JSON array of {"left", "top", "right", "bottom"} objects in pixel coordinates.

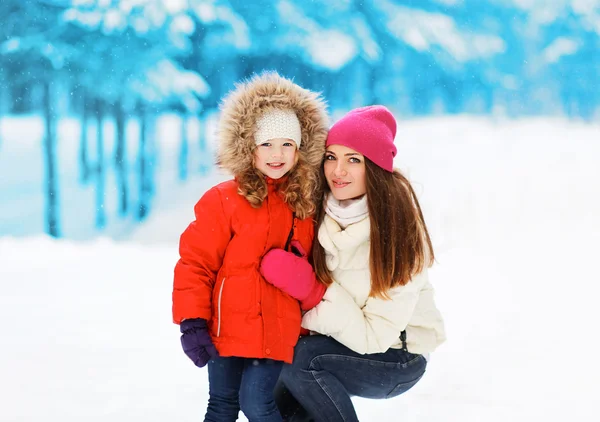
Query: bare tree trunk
[
  {"left": 137, "top": 103, "right": 150, "bottom": 220},
  {"left": 178, "top": 111, "right": 188, "bottom": 181},
  {"left": 79, "top": 90, "right": 91, "bottom": 183},
  {"left": 198, "top": 112, "right": 210, "bottom": 175},
  {"left": 114, "top": 99, "right": 128, "bottom": 215},
  {"left": 43, "top": 80, "right": 60, "bottom": 237},
  {"left": 95, "top": 98, "right": 106, "bottom": 229}
]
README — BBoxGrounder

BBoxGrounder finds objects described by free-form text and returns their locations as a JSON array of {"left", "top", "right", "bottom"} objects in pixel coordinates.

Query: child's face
[
  {"left": 323, "top": 144, "right": 367, "bottom": 200},
  {"left": 254, "top": 138, "right": 299, "bottom": 179}
]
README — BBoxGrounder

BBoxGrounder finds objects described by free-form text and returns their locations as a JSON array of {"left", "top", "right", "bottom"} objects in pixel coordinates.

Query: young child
[{"left": 172, "top": 72, "right": 328, "bottom": 422}]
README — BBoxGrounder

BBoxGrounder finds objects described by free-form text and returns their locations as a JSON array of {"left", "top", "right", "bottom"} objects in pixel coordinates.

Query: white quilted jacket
[{"left": 302, "top": 215, "right": 446, "bottom": 355}]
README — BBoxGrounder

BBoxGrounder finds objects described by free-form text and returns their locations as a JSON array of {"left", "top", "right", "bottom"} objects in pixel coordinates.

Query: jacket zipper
[
  {"left": 284, "top": 212, "right": 296, "bottom": 251},
  {"left": 217, "top": 278, "right": 226, "bottom": 337}
]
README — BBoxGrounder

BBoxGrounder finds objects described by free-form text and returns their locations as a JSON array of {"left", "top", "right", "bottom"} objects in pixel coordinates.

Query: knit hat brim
[
  {"left": 255, "top": 108, "right": 302, "bottom": 147},
  {"left": 326, "top": 105, "right": 397, "bottom": 172}
]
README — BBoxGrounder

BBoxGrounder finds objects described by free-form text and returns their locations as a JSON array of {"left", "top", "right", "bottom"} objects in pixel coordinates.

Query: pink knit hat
[{"left": 326, "top": 105, "right": 397, "bottom": 172}]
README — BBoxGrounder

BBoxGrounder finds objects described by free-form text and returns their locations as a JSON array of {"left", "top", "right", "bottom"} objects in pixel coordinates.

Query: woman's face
[{"left": 323, "top": 144, "right": 367, "bottom": 200}]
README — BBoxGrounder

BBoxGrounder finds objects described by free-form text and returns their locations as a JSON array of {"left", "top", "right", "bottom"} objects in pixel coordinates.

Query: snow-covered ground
[{"left": 1, "top": 115, "right": 600, "bottom": 421}]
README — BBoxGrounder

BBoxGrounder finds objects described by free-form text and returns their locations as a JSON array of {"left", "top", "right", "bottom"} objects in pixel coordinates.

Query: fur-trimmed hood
[
  {"left": 217, "top": 71, "right": 328, "bottom": 175},
  {"left": 216, "top": 71, "right": 329, "bottom": 218}
]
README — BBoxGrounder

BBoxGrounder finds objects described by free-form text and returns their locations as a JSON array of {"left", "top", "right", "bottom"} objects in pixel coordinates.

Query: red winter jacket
[{"left": 173, "top": 179, "right": 314, "bottom": 363}]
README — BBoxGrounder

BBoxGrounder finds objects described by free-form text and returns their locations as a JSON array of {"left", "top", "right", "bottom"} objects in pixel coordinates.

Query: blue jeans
[
  {"left": 205, "top": 356, "right": 283, "bottom": 422},
  {"left": 276, "top": 335, "right": 427, "bottom": 422}
]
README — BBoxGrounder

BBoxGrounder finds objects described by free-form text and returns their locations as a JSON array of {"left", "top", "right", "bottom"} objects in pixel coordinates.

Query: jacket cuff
[{"left": 300, "top": 282, "right": 326, "bottom": 311}]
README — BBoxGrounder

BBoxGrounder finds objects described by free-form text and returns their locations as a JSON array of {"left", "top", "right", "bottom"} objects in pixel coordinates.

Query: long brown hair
[{"left": 312, "top": 158, "right": 435, "bottom": 299}]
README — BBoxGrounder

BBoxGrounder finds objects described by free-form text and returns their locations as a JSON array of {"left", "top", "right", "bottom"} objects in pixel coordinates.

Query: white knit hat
[{"left": 254, "top": 108, "right": 302, "bottom": 147}]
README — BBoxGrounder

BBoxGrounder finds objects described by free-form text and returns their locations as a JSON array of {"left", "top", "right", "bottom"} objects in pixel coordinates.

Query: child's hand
[
  {"left": 260, "top": 240, "right": 325, "bottom": 310},
  {"left": 180, "top": 318, "right": 219, "bottom": 368}
]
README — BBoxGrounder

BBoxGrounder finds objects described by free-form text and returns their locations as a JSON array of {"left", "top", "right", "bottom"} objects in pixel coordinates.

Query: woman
[{"left": 259, "top": 105, "right": 446, "bottom": 422}]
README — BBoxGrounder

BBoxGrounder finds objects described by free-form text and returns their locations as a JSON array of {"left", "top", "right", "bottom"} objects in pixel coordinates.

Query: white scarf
[{"left": 324, "top": 192, "right": 369, "bottom": 229}]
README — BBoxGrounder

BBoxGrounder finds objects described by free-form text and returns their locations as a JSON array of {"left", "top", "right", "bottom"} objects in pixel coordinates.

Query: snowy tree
[
  {"left": 1, "top": 0, "right": 211, "bottom": 233},
  {"left": 527, "top": 2, "right": 600, "bottom": 119},
  {"left": 63, "top": 0, "right": 209, "bottom": 221},
  {"left": 209, "top": 0, "right": 512, "bottom": 114},
  {"left": 0, "top": 0, "right": 73, "bottom": 237},
  {"left": 1, "top": 0, "right": 599, "bottom": 239}
]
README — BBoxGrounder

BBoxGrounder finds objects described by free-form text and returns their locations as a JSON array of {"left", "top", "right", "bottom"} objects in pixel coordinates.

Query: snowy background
[{"left": 1, "top": 1, "right": 600, "bottom": 421}]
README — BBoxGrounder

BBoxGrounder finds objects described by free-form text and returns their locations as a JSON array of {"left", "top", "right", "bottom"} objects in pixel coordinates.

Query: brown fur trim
[{"left": 216, "top": 71, "right": 329, "bottom": 219}]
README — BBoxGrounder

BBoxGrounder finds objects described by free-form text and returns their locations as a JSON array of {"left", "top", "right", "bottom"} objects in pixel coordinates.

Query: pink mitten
[{"left": 260, "top": 240, "right": 325, "bottom": 310}]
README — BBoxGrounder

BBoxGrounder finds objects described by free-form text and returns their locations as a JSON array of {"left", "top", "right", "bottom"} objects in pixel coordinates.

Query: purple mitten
[
  {"left": 260, "top": 241, "right": 326, "bottom": 311},
  {"left": 180, "top": 318, "right": 219, "bottom": 368}
]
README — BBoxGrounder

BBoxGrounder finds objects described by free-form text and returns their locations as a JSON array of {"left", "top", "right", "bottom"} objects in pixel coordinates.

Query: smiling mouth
[
  {"left": 267, "top": 162, "right": 285, "bottom": 169},
  {"left": 332, "top": 180, "right": 350, "bottom": 188}
]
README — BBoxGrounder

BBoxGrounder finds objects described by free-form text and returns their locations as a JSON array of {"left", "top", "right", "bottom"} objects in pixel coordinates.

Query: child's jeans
[
  {"left": 205, "top": 356, "right": 283, "bottom": 422},
  {"left": 276, "top": 335, "right": 427, "bottom": 422}
]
